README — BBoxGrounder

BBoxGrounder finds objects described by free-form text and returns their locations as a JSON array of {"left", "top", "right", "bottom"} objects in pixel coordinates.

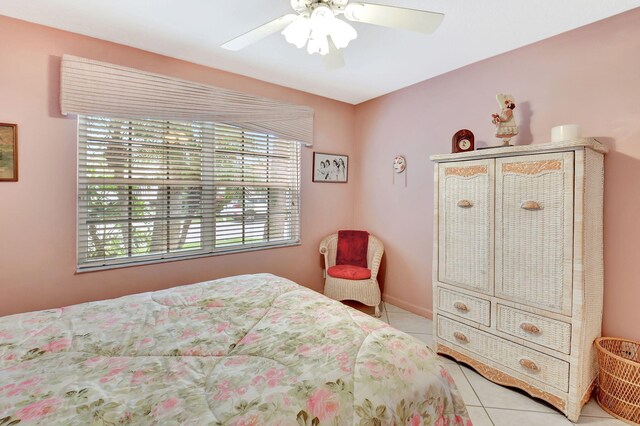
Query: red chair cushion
[
  {"left": 327, "top": 265, "right": 372, "bottom": 280},
  {"left": 336, "top": 230, "right": 369, "bottom": 268}
]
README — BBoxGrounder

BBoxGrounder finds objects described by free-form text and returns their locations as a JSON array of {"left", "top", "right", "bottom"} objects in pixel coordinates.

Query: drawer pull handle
[
  {"left": 457, "top": 200, "right": 473, "bottom": 208},
  {"left": 453, "top": 302, "right": 469, "bottom": 313},
  {"left": 453, "top": 332, "right": 469, "bottom": 343},
  {"left": 521, "top": 200, "right": 542, "bottom": 210},
  {"left": 519, "top": 358, "right": 540, "bottom": 372},
  {"left": 520, "top": 322, "right": 542, "bottom": 335}
]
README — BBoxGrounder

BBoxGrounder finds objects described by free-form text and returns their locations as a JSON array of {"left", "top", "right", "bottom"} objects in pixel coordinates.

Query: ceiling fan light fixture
[
  {"left": 282, "top": 16, "right": 311, "bottom": 48},
  {"left": 224, "top": 0, "right": 445, "bottom": 66}
]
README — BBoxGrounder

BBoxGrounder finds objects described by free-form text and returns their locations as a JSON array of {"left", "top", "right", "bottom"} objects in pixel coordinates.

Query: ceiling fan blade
[
  {"left": 344, "top": 2, "right": 444, "bottom": 34},
  {"left": 323, "top": 38, "right": 345, "bottom": 70},
  {"left": 221, "top": 14, "right": 299, "bottom": 51}
]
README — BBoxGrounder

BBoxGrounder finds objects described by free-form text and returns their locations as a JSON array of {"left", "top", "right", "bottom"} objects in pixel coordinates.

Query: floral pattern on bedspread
[{"left": 0, "top": 273, "right": 470, "bottom": 425}]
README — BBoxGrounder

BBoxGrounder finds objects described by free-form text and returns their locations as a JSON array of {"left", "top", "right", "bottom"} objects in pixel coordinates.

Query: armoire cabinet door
[
  {"left": 495, "top": 152, "right": 574, "bottom": 315},
  {"left": 438, "top": 160, "right": 494, "bottom": 295}
]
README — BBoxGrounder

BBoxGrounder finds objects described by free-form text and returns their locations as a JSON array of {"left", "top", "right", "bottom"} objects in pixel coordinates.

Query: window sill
[{"left": 75, "top": 241, "right": 302, "bottom": 274}]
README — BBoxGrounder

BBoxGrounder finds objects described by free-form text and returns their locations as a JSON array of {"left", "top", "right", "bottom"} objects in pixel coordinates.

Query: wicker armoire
[{"left": 430, "top": 139, "right": 606, "bottom": 422}]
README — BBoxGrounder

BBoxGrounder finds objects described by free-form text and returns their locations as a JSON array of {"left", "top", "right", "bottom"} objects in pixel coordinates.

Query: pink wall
[
  {"left": 354, "top": 9, "right": 640, "bottom": 341},
  {"left": 0, "top": 16, "right": 355, "bottom": 316}
]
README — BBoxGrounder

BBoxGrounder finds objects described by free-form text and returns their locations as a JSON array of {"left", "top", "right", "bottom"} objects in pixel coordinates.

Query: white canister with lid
[{"left": 551, "top": 124, "right": 581, "bottom": 142}]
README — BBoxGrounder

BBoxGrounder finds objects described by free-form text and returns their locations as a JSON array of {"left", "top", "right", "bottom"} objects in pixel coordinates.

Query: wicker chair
[{"left": 319, "top": 233, "right": 384, "bottom": 317}]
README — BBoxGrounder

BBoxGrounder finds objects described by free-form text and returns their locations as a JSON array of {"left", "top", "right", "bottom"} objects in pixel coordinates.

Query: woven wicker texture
[
  {"left": 596, "top": 338, "right": 640, "bottom": 424},
  {"left": 497, "top": 304, "right": 571, "bottom": 354},
  {"left": 439, "top": 160, "right": 492, "bottom": 294},
  {"left": 496, "top": 153, "right": 573, "bottom": 314},
  {"left": 319, "top": 233, "right": 384, "bottom": 317},
  {"left": 437, "top": 287, "right": 491, "bottom": 326},
  {"left": 438, "top": 315, "right": 570, "bottom": 392},
  {"left": 432, "top": 141, "right": 606, "bottom": 422},
  {"left": 575, "top": 149, "right": 605, "bottom": 405}
]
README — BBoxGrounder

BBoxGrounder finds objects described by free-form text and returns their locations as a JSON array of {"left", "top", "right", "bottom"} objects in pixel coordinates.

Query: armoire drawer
[
  {"left": 497, "top": 304, "right": 572, "bottom": 354},
  {"left": 437, "top": 315, "right": 569, "bottom": 392},
  {"left": 437, "top": 287, "right": 491, "bottom": 326}
]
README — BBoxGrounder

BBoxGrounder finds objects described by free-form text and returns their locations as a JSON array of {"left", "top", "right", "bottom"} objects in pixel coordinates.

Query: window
[{"left": 77, "top": 115, "right": 301, "bottom": 270}]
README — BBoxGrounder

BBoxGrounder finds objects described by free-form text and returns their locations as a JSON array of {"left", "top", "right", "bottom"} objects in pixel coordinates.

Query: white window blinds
[
  {"left": 78, "top": 115, "right": 301, "bottom": 270},
  {"left": 61, "top": 55, "right": 314, "bottom": 146}
]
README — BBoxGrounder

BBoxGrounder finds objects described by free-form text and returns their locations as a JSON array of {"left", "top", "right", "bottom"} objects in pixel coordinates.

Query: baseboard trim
[{"left": 382, "top": 294, "right": 433, "bottom": 319}]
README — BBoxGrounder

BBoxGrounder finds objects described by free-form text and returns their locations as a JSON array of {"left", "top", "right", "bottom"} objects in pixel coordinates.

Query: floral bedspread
[{"left": 0, "top": 273, "right": 470, "bottom": 425}]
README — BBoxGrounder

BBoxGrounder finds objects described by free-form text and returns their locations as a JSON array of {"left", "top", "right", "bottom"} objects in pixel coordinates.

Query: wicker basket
[{"left": 595, "top": 337, "right": 640, "bottom": 425}]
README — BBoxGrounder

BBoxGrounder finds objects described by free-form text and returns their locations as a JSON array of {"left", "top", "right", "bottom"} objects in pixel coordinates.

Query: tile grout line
[
  {"left": 482, "top": 406, "right": 570, "bottom": 416},
  {"left": 460, "top": 362, "right": 489, "bottom": 414},
  {"left": 482, "top": 405, "right": 560, "bottom": 415},
  {"left": 483, "top": 406, "right": 572, "bottom": 426},
  {"left": 482, "top": 405, "right": 496, "bottom": 426},
  {"left": 481, "top": 406, "right": 617, "bottom": 425}
]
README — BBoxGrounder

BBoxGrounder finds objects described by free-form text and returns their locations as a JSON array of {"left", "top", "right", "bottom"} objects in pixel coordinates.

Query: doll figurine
[{"left": 491, "top": 94, "right": 518, "bottom": 146}]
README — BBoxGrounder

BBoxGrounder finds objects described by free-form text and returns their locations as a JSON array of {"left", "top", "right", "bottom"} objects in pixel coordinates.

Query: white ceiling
[{"left": 1, "top": 1, "right": 639, "bottom": 104}]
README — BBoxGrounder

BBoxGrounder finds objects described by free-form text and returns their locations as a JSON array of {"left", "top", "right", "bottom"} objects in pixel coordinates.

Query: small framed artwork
[
  {"left": 313, "top": 152, "right": 348, "bottom": 183},
  {"left": 0, "top": 123, "right": 18, "bottom": 182}
]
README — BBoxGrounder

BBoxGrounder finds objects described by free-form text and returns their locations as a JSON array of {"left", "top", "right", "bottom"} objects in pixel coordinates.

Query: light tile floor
[{"left": 347, "top": 301, "right": 625, "bottom": 426}]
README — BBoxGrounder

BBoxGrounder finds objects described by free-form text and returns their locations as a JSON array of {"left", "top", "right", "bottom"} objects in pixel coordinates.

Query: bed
[{"left": 0, "top": 273, "right": 470, "bottom": 425}]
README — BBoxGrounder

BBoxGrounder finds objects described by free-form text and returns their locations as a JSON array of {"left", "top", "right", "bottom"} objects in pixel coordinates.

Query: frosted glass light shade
[
  {"left": 282, "top": 17, "right": 312, "bottom": 48},
  {"left": 329, "top": 18, "right": 357, "bottom": 49},
  {"left": 282, "top": 4, "right": 358, "bottom": 55},
  {"left": 310, "top": 4, "right": 334, "bottom": 35},
  {"left": 307, "top": 32, "right": 329, "bottom": 55}
]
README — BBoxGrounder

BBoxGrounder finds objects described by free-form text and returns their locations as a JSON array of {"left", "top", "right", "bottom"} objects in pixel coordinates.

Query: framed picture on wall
[
  {"left": 0, "top": 123, "right": 18, "bottom": 182},
  {"left": 312, "top": 152, "right": 348, "bottom": 183}
]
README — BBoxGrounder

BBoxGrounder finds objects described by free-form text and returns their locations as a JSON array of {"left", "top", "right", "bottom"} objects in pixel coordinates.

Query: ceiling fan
[{"left": 221, "top": 0, "right": 444, "bottom": 68}]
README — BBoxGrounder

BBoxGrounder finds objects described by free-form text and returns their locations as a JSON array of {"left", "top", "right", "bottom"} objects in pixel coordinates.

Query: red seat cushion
[
  {"left": 327, "top": 265, "right": 372, "bottom": 280},
  {"left": 336, "top": 230, "right": 369, "bottom": 268}
]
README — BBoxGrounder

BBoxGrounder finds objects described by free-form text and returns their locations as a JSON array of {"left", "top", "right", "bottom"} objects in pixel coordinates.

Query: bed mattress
[{"left": 0, "top": 273, "right": 470, "bottom": 425}]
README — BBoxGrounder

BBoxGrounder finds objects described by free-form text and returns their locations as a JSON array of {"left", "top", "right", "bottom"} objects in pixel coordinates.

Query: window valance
[{"left": 60, "top": 55, "right": 314, "bottom": 145}]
